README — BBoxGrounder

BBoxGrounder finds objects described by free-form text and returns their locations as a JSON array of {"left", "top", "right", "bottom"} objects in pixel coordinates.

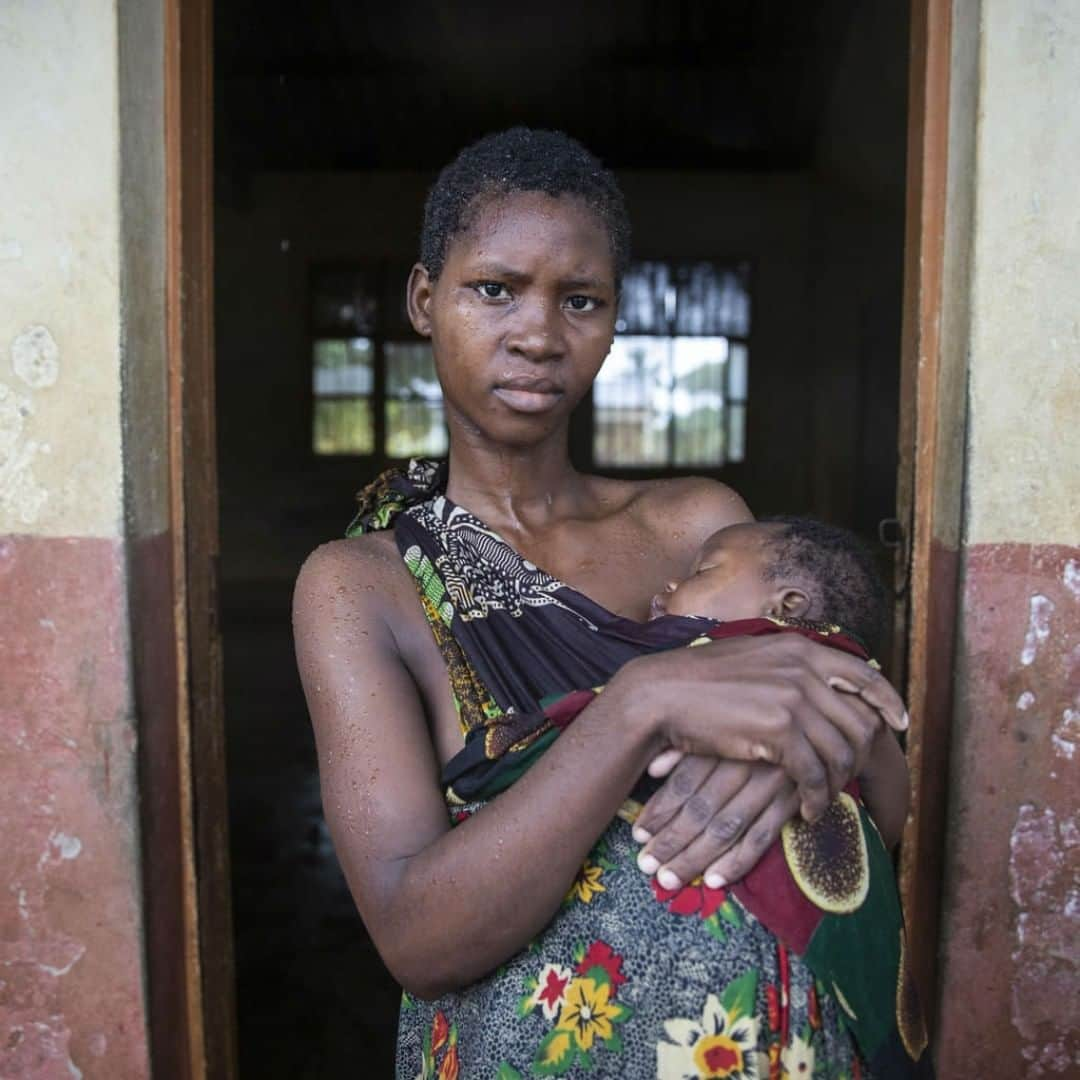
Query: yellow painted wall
[
  {"left": 964, "top": 0, "right": 1080, "bottom": 545},
  {"left": 0, "top": 0, "right": 127, "bottom": 537}
]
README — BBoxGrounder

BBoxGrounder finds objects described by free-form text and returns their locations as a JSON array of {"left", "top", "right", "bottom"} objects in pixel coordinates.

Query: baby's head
[{"left": 650, "top": 517, "right": 888, "bottom": 652}]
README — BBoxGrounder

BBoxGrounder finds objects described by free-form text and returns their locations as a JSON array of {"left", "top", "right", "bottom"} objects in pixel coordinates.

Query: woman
[{"left": 294, "top": 129, "right": 913, "bottom": 1078}]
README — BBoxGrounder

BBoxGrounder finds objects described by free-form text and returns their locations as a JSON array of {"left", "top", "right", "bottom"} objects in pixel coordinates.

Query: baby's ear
[{"left": 767, "top": 587, "right": 811, "bottom": 620}]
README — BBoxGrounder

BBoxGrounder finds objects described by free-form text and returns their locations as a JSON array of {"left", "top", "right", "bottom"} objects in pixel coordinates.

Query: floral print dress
[{"left": 345, "top": 462, "right": 932, "bottom": 1080}]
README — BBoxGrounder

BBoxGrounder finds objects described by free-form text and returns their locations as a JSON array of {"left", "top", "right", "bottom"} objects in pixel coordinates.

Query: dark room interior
[{"left": 213, "top": 2, "right": 910, "bottom": 1074}]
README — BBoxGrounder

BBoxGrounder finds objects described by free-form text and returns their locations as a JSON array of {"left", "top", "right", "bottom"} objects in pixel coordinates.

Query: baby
[
  {"left": 642, "top": 514, "right": 909, "bottom": 858},
  {"left": 629, "top": 515, "right": 928, "bottom": 1073}
]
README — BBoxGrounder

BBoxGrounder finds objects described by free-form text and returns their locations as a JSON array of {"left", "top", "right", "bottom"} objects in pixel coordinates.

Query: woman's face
[{"left": 408, "top": 190, "right": 618, "bottom": 449}]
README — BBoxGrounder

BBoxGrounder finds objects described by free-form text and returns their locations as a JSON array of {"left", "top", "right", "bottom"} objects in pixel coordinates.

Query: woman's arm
[
  {"left": 295, "top": 540, "right": 905, "bottom": 998},
  {"left": 295, "top": 539, "right": 668, "bottom": 1000}
]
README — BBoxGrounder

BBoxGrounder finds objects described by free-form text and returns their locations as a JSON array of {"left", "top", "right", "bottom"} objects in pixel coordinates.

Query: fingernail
[
  {"left": 900, "top": 710, "right": 910, "bottom": 731},
  {"left": 657, "top": 868, "right": 681, "bottom": 890},
  {"left": 704, "top": 873, "right": 726, "bottom": 889},
  {"left": 632, "top": 825, "right": 652, "bottom": 844},
  {"left": 637, "top": 853, "right": 659, "bottom": 874}
]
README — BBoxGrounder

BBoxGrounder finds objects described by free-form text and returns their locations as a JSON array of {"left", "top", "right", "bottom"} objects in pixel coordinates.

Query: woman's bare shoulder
[
  {"left": 293, "top": 531, "right": 420, "bottom": 640},
  {"left": 590, "top": 474, "right": 752, "bottom": 531}
]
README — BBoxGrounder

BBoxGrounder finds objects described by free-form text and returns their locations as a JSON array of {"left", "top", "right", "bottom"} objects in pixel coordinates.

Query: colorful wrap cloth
[{"left": 348, "top": 461, "right": 932, "bottom": 1080}]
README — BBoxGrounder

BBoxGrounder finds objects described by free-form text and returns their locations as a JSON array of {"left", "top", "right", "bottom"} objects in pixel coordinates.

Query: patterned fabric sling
[{"left": 347, "top": 460, "right": 932, "bottom": 1080}]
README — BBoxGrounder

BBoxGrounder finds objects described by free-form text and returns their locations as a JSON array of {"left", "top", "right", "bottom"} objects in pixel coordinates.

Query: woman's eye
[
  {"left": 477, "top": 282, "right": 510, "bottom": 300},
  {"left": 566, "top": 294, "right": 599, "bottom": 312}
]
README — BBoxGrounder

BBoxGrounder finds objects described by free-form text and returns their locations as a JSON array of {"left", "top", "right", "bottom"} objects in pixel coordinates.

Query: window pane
[
  {"left": 672, "top": 337, "right": 727, "bottom": 466},
  {"left": 313, "top": 398, "right": 374, "bottom": 455},
  {"left": 727, "top": 403, "right": 747, "bottom": 463},
  {"left": 385, "top": 341, "right": 447, "bottom": 458},
  {"left": 727, "top": 342, "right": 749, "bottom": 401},
  {"left": 672, "top": 262, "right": 751, "bottom": 338},
  {"left": 385, "top": 400, "right": 448, "bottom": 458},
  {"left": 615, "top": 262, "right": 675, "bottom": 335},
  {"left": 313, "top": 338, "right": 373, "bottom": 396},
  {"left": 593, "top": 337, "right": 672, "bottom": 466}
]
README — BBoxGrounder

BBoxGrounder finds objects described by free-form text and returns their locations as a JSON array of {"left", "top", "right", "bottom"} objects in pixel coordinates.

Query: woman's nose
[{"left": 505, "top": 298, "right": 566, "bottom": 362}]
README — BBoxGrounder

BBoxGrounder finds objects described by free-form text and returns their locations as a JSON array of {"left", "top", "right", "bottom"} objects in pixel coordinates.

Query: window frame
[
  {"left": 307, "top": 259, "right": 444, "bottom": 462},
  {"left": 581, "top": 253, "right": 756, "bottom": 478}
]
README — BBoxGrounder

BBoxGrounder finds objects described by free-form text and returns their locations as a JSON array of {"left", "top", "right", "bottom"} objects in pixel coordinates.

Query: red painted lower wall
[
  {"left": 0, "top": 535, "right": 150, "bottom": 1079},
  {"left": 936, "top": 542, "right": 1079, "bottom": 1076}
]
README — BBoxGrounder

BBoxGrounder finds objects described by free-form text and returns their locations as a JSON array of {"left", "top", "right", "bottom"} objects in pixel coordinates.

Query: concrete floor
[{"left": 223, "top": 582, "right": 400, "bottom": 1077}]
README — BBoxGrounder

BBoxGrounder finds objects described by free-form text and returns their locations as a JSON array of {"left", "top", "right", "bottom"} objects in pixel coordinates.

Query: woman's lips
[{"left": 492, "top": 379, "right": 563, "bottom": 414}]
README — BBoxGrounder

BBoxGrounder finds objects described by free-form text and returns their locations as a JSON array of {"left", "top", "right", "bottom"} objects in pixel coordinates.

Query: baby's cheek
[{"left": 664, "top": 585, "right": 700, "bottom": 618}]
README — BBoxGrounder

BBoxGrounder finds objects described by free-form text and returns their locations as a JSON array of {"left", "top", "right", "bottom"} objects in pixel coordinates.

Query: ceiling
[{"left": 216, "top": 0, "right": 866, "bottom": 173}]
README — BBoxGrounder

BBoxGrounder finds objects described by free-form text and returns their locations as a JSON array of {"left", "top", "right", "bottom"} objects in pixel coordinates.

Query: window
[
  {"left": 309, "top": 259, "right": 750, "bottom": 468},
  {"left": 592, "top": 260, "right": 750, "bottom": 468},
  {"left": 310, "top": 265, "right": 448, "bottom": 458}
]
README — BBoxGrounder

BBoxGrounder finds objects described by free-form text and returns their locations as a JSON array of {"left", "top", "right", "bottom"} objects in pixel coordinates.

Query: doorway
[{"left": 176, "top": 2, "right": 933, "bottom": 1075}]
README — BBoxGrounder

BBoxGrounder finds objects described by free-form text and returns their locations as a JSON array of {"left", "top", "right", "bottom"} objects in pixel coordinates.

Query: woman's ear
[
  {"left": 406, "top": 262, "right": 434, "bottom": 338},
  {"left": 766, "top": 587, "right": 811, "bottom": 620}
]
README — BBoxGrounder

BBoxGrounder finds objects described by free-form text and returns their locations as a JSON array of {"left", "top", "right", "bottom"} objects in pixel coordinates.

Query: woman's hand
[
  {"left": 624, "top": 632, "right": 906, "bottom": 823},
  {"left": 630, "top": 755, "right": 800, "bottom": 890}
]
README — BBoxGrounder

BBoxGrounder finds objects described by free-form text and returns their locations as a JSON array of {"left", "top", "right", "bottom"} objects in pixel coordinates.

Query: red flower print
[
  {"left": 651, "top": 875, "right": 728, "bottom": 919},
  {"left": 808, "top": 982, "right": 821, "bottom": 1030},
  {"left": 431, "top": 1010, "right": 449, "bottom": 1054},
  {"left": 766, "top": 984, "right": 781, "bottom": 1033},
  {"left": 574, "top": 940, "right": 627, "bottom": 997},
  {"left": 537, "top": 966, "right": 571, "bottom": 1013},
  {"left": 437, "top": 1043, "right": 459, "bottom": 1080}
]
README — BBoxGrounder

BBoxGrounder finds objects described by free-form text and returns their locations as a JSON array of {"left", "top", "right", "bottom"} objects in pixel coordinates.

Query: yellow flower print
[
  {"left": 657, "top": 982, "right": 761, "bottom": 1079},
  {"left": 556, "top": 977, "right": 620, "bottom": 1051},
  {"left": 565, "top": 859, "right": 605, "bottom": 904}
]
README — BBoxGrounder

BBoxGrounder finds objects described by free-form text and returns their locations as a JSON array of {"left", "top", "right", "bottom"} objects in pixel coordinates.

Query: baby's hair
[
  {"left": 420, "top": 127, "right": 631, "bottom": 286},
  {"left": 759, "top": 516, "right": 888, "bottom": 654}
]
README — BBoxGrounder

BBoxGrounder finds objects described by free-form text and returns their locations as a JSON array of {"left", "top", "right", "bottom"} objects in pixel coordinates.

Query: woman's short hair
[{"left": 420, "top": 127, "right": 631, "bottom": 286}]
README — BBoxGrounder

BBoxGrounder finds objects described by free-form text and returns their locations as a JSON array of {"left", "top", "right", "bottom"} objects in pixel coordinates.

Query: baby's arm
[{"left": 857, "top": 726, "right": 910, "bottom": 849}]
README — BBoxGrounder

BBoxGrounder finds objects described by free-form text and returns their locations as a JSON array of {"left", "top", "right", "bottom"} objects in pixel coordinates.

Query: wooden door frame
[
  {"left": 160, "top": 0, "right": 237, "bottom": 1076},
  {"left": 894, "top": 0, "right": 960, "bottom": 1031},
  {"left": 158, "top": 0, "right": 957, "bottom": 1069}
]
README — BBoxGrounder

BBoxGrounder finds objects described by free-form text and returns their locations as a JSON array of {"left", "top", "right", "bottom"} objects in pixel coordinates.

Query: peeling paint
[
  {"left": 1017, "top": 691, "right": 1036, "bottom": 710},
  {"left": 37, "top": 829, "right": 83, "bottom": 869},
  {"left": 52, "top": 832, "right": 82, "bottom": 860},
  {"left": 1, "top": 538, "right": 150, "bottom": 1077},
  {"left": 0, "top": 1018, "right": 81, "bottom": 1080},
  {"left": 1008, "top": 804, "right": 1080, "bottom": 1071},
  {"left": 0, "top": 380, "right": 49, "bottom": 524},
  {"left": 1064, "top": 560, "right": 1080, "bottom": 602},
  {"left": 11, "top": 324, "right": 60, "bottom": 389},
  {"left": 1052, "top": 708, "right": 1080, "bottom": 761},
  {"left": 1020, "top": 594, "right": 1055, "bottom": 665}
]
